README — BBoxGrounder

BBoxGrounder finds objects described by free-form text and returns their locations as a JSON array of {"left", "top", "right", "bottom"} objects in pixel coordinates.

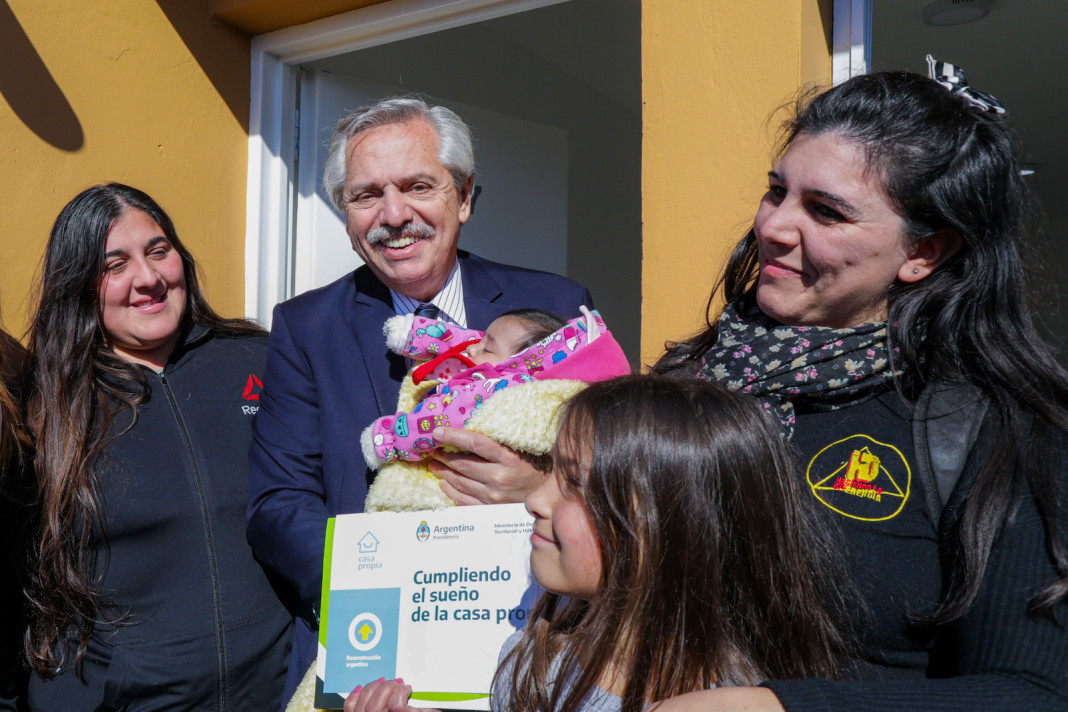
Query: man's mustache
[{"left": 365, "top": 223, "right": 435, "bottom": 244}]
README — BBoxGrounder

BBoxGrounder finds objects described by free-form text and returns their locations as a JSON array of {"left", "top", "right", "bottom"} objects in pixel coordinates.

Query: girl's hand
[
  {"left": 343, "top": 678, "right": 440, "bottom": 712},
  {"left": 430, "top": 427, "right": 546, "bottom": 505},
  {"left": 650, "top": 687, "right": 784, "bottom": 712}
]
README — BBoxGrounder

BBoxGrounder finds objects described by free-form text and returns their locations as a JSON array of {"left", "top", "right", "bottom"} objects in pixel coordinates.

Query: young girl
[{"left": 345, "top": 375, "right": 849, "bottom": 712}]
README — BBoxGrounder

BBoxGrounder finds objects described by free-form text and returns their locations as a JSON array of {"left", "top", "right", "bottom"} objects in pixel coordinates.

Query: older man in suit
[{"left": 246, "top": 96, "right": 593, "bottom": 703}]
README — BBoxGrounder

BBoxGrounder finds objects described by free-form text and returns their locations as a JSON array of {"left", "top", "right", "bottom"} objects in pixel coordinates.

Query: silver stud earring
[{"left": 912, "top": 267, "right": 920, "bottom": 275}]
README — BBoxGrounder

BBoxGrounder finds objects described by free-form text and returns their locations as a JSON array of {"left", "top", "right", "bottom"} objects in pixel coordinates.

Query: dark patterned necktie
[{"left": 413, "top": 302, "right": 440, "bottom": 320}]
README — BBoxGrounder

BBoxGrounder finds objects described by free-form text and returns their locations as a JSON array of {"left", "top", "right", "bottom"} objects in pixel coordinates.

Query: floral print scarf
[{"left": 695, "top": 301, "right": 898, "bottom": 437}]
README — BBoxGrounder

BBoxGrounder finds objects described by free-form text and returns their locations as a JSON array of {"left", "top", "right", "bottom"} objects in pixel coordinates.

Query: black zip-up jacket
[{"left": 27, "top": 327, "right": 292, "bottom": 711}]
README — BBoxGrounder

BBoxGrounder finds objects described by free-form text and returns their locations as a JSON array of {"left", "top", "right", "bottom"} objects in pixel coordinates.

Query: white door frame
[
  {"left": 244, "top": 0, "right": 570, "bottom": 324},
  {"left": 832, "top": 0, "right": 872, "bottom": 84}
]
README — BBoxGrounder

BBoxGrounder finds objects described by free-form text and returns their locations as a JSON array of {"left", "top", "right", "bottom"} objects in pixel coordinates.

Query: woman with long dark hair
[
  {"left": 23, "top": 183, "right": 291, "bottom": 710},
  {"left": 651, "top": 60, "right": 1068, "bottom": 710}
]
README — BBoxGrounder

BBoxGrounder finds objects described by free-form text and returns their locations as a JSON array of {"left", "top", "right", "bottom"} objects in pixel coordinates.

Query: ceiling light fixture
[{"left": 922, "top": 0, "right": 993, "bottom": 26}]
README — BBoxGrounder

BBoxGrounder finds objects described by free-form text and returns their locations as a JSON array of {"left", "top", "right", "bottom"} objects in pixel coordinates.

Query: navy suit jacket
[{"left": 247, "top": 251, "right": 593, "bottom": 697}]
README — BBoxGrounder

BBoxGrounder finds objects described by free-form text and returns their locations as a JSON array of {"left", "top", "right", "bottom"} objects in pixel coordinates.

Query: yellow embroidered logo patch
[{"left": 806, "top": 434, "right": 911, "bottom": 521}]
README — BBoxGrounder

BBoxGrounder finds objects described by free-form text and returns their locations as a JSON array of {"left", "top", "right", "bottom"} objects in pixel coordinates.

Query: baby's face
[{"left": 464, "top": 315, "right": 530, "bottom": 365}]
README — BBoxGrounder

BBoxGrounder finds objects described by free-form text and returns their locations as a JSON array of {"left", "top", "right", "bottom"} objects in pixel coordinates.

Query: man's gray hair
[{"left": 322, "top": 96, "right": 475, "bottom": 212}]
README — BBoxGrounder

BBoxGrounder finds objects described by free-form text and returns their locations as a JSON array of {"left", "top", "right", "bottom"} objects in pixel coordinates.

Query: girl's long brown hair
[
  {"left": 497, "top": 376, "right": 851, "bottom": 712},
  {"left": 25, "top": 183, "right": 262, "bottom": 675}
]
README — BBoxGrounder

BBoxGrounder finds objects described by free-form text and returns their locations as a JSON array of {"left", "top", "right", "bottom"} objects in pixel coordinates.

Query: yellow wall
[
  {"left": 0, "top": 0, "right": 832, "bottom": 355},
  {"left": 0, "top": 0, "right": 251, "bottom": 340},
  {"left": 640, "top": 0, "right": 831, "bottom": 367}
]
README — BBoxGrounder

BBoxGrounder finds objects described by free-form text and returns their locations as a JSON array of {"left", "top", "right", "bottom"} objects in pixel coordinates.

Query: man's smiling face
[{"left": 342, "top": 119, "right": 472, "bottom": 301}]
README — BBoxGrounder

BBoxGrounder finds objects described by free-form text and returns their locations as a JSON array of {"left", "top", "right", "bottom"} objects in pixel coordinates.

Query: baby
[
  {"left": 461, "top": 309, "right": 563, "bottom": 369},
  {"left": 361, "top": 305, "right": 629, "bottom": 468}
]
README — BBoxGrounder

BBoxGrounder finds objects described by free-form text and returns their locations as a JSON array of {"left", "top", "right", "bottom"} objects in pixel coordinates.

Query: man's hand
[{"left": 429, "top": 427, "right": 548, "bottom": 505}]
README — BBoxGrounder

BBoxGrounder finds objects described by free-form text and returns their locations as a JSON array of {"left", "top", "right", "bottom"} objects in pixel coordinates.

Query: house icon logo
[{"left": 358, "top": 532, "right": 379, "bottom": 553}]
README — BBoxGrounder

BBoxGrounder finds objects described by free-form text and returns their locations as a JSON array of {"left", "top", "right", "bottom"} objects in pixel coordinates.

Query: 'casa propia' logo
[{"left": 806, "top": 434, "right": 911, "bottom": 522}]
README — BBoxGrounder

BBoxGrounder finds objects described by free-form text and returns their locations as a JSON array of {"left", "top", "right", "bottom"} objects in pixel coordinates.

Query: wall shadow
[
  {"left": 818, "top": 0, "right": 833, "bottom": 55},
  {"left": 154, "top": 0, "right": 252, "bottom": 133},
  {"left": 0, "top": 0, "right": 83, "bottom": 151}
]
